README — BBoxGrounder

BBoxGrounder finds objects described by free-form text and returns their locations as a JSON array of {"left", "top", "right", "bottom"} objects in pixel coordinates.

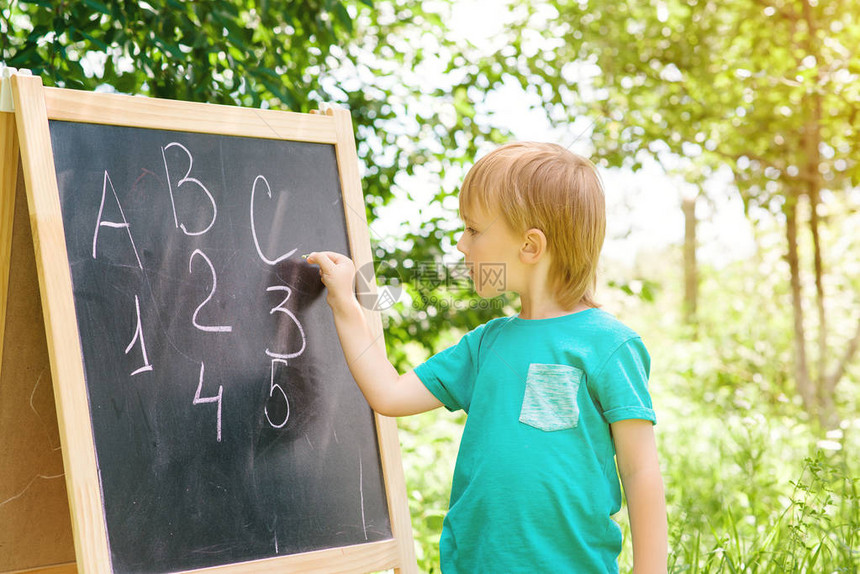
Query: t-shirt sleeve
[
  {"left": 590, "top": 337, "right": 656, "bottom": 424},
  {"left": 413, "top": 323, "right": 487, "bottom": 413}
]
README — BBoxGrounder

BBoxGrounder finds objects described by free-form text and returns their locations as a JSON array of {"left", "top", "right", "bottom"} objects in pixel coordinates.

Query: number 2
[{"left": 189, "top": 249, "right": 232, "bottom": 333}]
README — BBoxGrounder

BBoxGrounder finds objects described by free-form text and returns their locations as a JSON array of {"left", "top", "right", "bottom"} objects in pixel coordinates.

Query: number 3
[{"left": 265, "top": 285, "right": 306, "bottom": 359}]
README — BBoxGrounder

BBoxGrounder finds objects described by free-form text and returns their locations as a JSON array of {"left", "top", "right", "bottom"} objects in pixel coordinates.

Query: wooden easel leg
[
  {"left": 0, "top": 106, "right": 17, "bottom": 365},
  {"left": 6, "top": 564, "right": 77, "bottom": 574},
  {"left": 0, "top": 116, "right": 77, "bottom": 573}
]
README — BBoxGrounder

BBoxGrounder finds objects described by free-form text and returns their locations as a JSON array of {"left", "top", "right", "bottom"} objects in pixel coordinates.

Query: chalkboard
[
  {"left": 48, "top": 121, "right": 391, "bottom": 572},
  {"left": 3, "top": 75, "right": 415, "bottom": 574}
]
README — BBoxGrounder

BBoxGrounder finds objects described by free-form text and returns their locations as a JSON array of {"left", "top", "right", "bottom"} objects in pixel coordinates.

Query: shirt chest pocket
[{"left": 519, "top": 363, "right": 583, "bottom": 432}]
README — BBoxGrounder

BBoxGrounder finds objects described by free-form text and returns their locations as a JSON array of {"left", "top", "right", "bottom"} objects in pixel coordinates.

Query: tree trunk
[
  {"left": 808, "top": 188, "right": 829, "bottom": 422},
  {"left": 784, "top": 190, "right": 814, "bottom": 415},
  {"left": 682, "top": 193, "right": 698, "bottom": 333},
  {"left": 802, "top": 0, "right": 831, "bottom": 427}
]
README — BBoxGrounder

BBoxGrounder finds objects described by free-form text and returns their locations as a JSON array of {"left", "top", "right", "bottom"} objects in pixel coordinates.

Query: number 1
[{"left": 125, "top": 294, "right": 153, "bottom": 376}]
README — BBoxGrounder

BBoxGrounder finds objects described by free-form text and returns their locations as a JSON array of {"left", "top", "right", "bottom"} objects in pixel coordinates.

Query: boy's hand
[
  {"left": 306, "top": 251, "right": 357, "bottom": 311},
  {"left": 305, "top": 250, "right": 442, "bottom": 417}
]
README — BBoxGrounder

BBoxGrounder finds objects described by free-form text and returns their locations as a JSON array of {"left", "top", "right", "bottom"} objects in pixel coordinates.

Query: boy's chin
[{"left": 474, "top": 285, "right": 503, "bottom": 299}]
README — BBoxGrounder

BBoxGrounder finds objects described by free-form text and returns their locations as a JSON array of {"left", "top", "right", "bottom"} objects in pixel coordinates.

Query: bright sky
[{"left": 374, "top": 0, "right": 755, "bottom": 270}]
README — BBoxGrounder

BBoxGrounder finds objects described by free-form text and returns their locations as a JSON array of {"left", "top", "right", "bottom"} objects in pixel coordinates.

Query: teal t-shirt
[{"left": 414, "top": 309, "right": 656, "bottom": 573}]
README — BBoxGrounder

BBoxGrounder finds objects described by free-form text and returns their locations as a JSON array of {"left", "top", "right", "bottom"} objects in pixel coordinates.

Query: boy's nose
[{"left": 455, "top": 234, "right": 466, "bottom": 255}]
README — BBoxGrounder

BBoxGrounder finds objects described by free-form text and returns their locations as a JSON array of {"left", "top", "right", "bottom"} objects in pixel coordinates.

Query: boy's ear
[{"left": 520, "top": 228, "right": 547, "bottom": 264}]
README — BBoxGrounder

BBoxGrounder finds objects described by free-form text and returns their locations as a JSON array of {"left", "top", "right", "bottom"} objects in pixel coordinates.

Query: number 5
[{"left": 265, "top": 359, "right": 290, "bottom": 429}]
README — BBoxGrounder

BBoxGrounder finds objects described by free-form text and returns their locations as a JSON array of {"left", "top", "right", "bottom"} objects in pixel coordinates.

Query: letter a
[{"left": 93, "top": 170, "right": 143, "bottom": 269}]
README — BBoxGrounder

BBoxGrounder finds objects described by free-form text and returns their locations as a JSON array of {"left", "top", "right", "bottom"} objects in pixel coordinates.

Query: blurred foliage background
[{"left": 3, "top": 0, "right": 858, "bottom": 571}]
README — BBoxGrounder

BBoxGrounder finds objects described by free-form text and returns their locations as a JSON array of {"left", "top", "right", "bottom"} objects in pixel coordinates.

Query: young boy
[{"left": 307, "top": 142, "right": 667, "bottom": 573}]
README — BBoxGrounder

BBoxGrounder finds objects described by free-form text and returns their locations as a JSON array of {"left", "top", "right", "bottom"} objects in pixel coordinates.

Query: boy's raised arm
[{"left": 306, "top": 251, "right": 443, "bottom": 417}]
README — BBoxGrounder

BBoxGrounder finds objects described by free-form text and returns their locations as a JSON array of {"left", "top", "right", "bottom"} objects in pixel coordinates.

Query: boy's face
[{"left": 456, "top": 204, "right": 523, "bottom": 298}]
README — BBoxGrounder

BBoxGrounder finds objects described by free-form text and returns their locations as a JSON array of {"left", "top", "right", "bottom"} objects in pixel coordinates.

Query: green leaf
[
  {"left": 76, "top": 28, "right": 109, "bottom": 51},
  {"left": 152, "top": 35, "right": 184, "bottom": 60},
  {"left": 19, "top": 0, "right": 53, "bottom": 7},
  {"left": 113, "top": 72, "right": 138, "bottom": 94},
  {"left": 333, "top": 2, "right": 353, "bottom": 34},
  {"left": 82, "top": 0, "right": 112, "bottom": 16}
]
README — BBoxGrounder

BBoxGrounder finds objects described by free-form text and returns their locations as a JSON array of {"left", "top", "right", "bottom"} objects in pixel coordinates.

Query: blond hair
[{"left": 459, "top": 142, "right": 606, "bottom": 309}]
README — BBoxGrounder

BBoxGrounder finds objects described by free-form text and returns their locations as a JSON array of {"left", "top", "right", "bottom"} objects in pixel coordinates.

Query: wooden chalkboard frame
[{"left": 1, "top": 73, "right": 417, "bottom": 574}]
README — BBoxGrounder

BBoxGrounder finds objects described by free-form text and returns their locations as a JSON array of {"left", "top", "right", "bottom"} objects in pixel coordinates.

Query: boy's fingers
[
  {"left": 306, "top": 251, "right": 349, "bottom": 273},
  {"left": 306, "top": 252, "right": 331, "bottom": 272},
  {"left": 324, "top": 251, "right": 350, "bottom": 265}
]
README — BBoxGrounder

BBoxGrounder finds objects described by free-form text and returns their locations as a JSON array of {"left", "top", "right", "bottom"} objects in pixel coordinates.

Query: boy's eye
[{"left": 465, "top": 227, "right": 478, "bottom": 235}]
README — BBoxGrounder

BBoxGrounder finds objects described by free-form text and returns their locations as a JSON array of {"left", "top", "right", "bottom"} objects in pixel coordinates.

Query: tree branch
[
  {"left": 710, "top": 148, "right": 787, "bottom": 174},
  {"left": 825, "top": 316, "right": 860, "bottom": 393},
  {"left": 753, "top": 0, "right": 800, "bottom": 24}
]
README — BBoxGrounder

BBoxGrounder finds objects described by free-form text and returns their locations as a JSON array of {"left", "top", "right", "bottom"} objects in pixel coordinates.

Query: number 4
[{"left": 194, "top": 362, "right": 223, "bottom": 442}]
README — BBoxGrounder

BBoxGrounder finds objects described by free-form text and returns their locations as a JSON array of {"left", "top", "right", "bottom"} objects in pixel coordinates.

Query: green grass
[
  {"left": 655, "top": 410, "right": 859, "bottom": 573},
  {"left": 399, "top": 397, "right": 859, "bottom": 573}
]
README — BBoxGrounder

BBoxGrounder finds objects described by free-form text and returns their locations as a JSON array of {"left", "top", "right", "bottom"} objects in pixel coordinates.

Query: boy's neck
[
  {"left": 518, "top": 296, "right": 591, "bottom": 320},
  {"left": 513, "top": 257, "right": 590, "bottom": 320}
]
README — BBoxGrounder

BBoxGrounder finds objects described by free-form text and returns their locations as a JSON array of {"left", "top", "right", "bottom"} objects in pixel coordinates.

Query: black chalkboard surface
[{"left": 48, "top": 120, "right": 391, "bottom": 573}]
